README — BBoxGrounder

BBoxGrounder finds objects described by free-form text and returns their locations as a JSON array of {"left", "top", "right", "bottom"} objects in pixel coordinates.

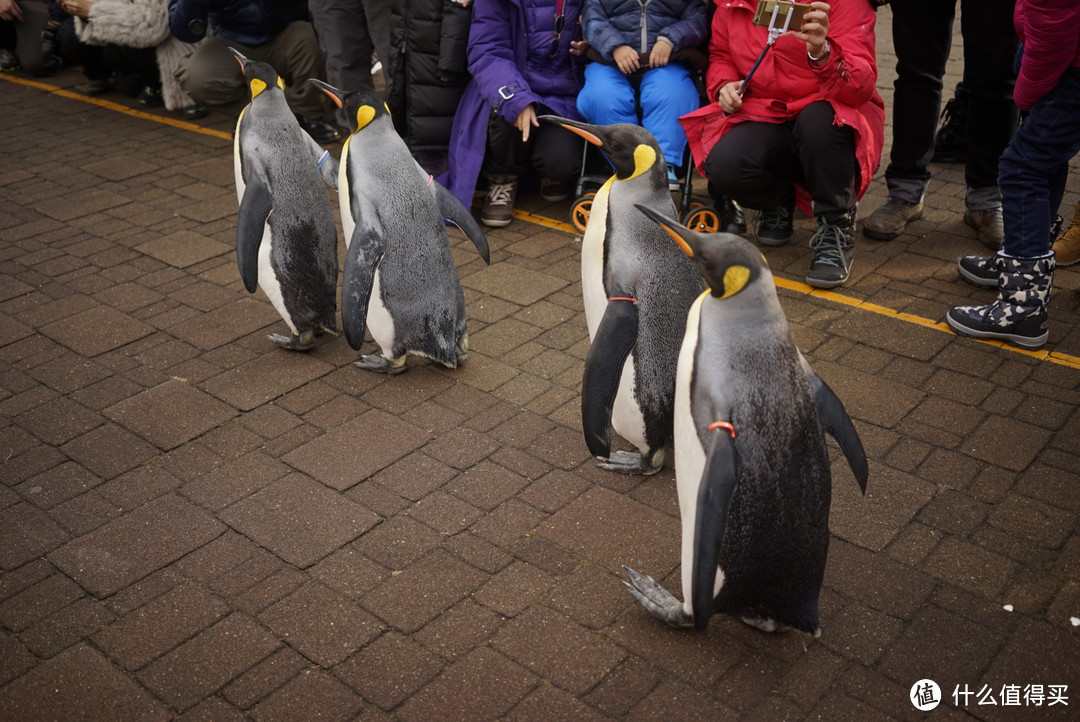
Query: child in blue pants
[
  {"left": 577, "top": 0, "right": 707, "bottom": 186},
  {"left": 947, "top": 0, "right": 1080, "bottom": 350}
]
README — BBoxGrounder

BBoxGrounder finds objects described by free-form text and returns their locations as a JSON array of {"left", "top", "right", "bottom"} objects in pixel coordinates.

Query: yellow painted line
[
  {"left": 1, "top": 73, "right": 233, "bottom": 142},
  {"left": 10, "top": 72, "right": 1080, "bottom": 372}
]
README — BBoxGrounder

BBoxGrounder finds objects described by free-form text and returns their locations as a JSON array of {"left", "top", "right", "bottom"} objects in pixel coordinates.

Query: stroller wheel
[
  {"left": 682, "top": 204, "right": 721, "bottom": 233},
  {"left": 571, "top": 193, "right": 595, "bottom": 233}
]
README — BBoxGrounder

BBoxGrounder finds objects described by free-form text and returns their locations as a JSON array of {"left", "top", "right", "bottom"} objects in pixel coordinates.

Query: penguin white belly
[
  {"left": 611, "top": 355, "right": 647, "bottom": 453},
  {"left": 366, "top": 266, "right": 396, "bottom": 358},
  {"left": 581, "top": 180, "right": 612, "bottom": 340},
  {"left": 257, "top": 221, "right": 297, "bottom": 335},
  {"left": 674, "top": 293, "right": 725, "bottom": 613}
]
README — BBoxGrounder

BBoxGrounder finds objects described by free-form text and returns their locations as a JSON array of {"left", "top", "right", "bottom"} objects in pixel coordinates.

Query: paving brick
[
  {"left": 475, "top": 561, "right": 554, "bottom": 618},
  {"left": 537, "top": 486, "right": 679, "bottom": 577},
  {"left": 169, "top": 298, "right": 280, "bottom": 351},
  {"left": 406, "top": 490, "right": 482, "bottom": 536},
  {"left": 0, "top": 631, "right": 36, "bottom": 686},
  {"left": 630, "top": 678, "right": 737, "bottom": 721},
  {"left": 40, "top": 305, "right": 156, "bottom": 357},
  {"left": 202, "top": 352, "right": 336, "bottom": 412},
  {"left": 581, "top": 656, "right": 662, "bottom": 717},
  {"left": 353, "top": 515, "right": 443, "bottom": 571},
  {"left": 219, "top": 475, "right": 378, "bottom": 568},
  {"left": 222, "top": 647, "right": 309, "bottom": 710},
  {"left": 360, "top": 550, "right": 487, "bottom": 634},
  {"left": 0, "top": 644, "right": 170, "bottom": 721},
  {"left": 16, "top": 394, "right": 103, "bottom": 445},
  {"left": 335, "top": 632, "right": 443, "bottom": 711},
  {"left": 371, "top": 452, "right": 457, "bottom": 501},
  {"left": 61, "top": 422, "right": 160, "bottom": 479},
  {"left": 51, "top": 494, "right": 225, "bottom": 597},
  {"left": 461, "top": 262, "right": 569, "bottom": 306},
  {"left": 181, "top": 451, "right": 290, "bottom": 512},
  {"left": 137, "top": 613, "right": 281, "bottom": 712},
  {"left": 283, "top": 410, "right": 431, "bottom": 490},
  {"left": 0, "top": 502, "right": 70, "bottom": 570},
  {"left": 18, "top": 460, "right": 101, "bottom": 509},
  {"left": 249, "top": 668, "right": 364, "bottom": 722},
  {"left": 28, "top": 352, "right": 113, "bottom": 394},
  {"left": 446, "top": 460, "right": 530, "bottom": 511},
  {"left": 136, "top": 230, "right": 228, "bottom": 268},
  {"left": 987, "top": 493, "right": 1075, "bottom": 548},
  {"left": 395, "top": 646, "right": 537, "bottom": 722},
  {"left": 923, "top": 536, "right": 1018, "bottom": 598},
  {"left": 423, "top": 427, "right": 500, "bottom": 469},
  {"left": 470, "top": 498, "right": 549, "bottom": 548},
  {"left": 545, "top": 563, "right": 631, "bottom": 631},
  {"left": 18, "top": 595, "right": 116, "bottom": 658},
  {"left": 825, "top": 539, "right": 936, "bottom": 620},
  {"left": 505, "top": 684, "right": 609, "bottom": 721},
  {"left": 94, "top": 582, "right": 230, "bottom": 670},
  {"left": 962, "top": 415, "right": 1053, "bottom": 472},
  {"left": 830, "top": 462, "right": 936, "bottom": 552},
  {"left": 105, "top": 379, "right": 237, "bottom": 450},
  {"left": 360, "top": 366, "right": 455, "bottom": 414},
  {"left": 413, "top": 599, "right": 505, "bottom": 662},
  {"left": 442, "top": 530, "right": 514, "bottom": 574},
  {"left": 878, "top": 605, "right": 1002, "bottom": 690},
  {"left": 260, "top": 582, "right": 383, "bottom": 667}
]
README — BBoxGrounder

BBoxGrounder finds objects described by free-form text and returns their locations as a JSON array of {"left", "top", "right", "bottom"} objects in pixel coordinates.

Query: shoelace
[
  {"left": 758, "top": 205, "right": 791, "bottom": 231},
  {"left": 487, "top": 183, "right": 515, "bottom": 207},
  {"left": 809, "top": 222, "right": 851, "bottom": 269}
]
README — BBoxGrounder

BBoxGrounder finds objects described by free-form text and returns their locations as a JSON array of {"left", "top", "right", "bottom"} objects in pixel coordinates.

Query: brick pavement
[{"left": 2, "top": 8, "right": 1080, "bottom": 720}]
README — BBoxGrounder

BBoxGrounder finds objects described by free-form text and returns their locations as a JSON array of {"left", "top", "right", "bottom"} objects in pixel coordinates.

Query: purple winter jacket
[{"left": 442, "top": 0, "right": 586, "bottom": 207}]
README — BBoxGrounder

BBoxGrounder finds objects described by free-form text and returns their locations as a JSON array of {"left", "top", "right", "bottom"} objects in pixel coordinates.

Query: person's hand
[
  {"left": 649, "top": 39, "right": 672, "bottom": 68},
  {"left": 569, "top": 38, "right": 588, "bottom": 56},
  {"left": 0, "top": 0, "right": 23, "bottom": 23},
  {"left": 61, "top": 0, "right": 91, "bottom": 17},
  {"left": 795, "top": 2, "right": 830, "bottom": 63},
  {"left": 515, "top": 104, "right": 539, "bottom": 142},
  {"left": 717, "top": 80, "right": 744, "bottom": 114},
  {"left": 612, "top": 45, "right": 639, "bottom": 75}
]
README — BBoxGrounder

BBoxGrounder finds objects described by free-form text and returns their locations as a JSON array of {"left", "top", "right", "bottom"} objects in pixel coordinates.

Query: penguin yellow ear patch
[
  {"left": 355, "top": 105, "right": 376, "bottom": 130},
  {"left": 250, "top": 78, "right": 267, "bottom": 98},
  {"left": 629, "top": 145, "right": 657, "bottom": 180},
  {"left": 719, "top": 265, "right": 751, "bottom": 299},
  {"left": 276, "top": 77, "right": 285, "bottom": 90}
]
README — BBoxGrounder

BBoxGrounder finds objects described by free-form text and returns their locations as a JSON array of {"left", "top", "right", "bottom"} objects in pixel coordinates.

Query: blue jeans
[
  {"left": 576, "top": 62, "right": 699, "bottom": 167},
  {"left": 1000, "top": 67, "right": 1080, "bottom": 258}
]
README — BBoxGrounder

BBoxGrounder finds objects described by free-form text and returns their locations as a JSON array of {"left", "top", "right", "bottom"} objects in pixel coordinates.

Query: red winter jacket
[
  {"left": 680, "top": 0, "right": 885, "bottom": 215},
  {"left": 1013, "top": 0, "right": 1080, "bottom": 111}
]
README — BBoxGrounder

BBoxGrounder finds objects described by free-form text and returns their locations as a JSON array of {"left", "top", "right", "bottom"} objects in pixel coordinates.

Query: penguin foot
[
  {"left": 739, "top": 615, "right": 790, "bottom": 634},
  {"left": 315, "top": 323, "right": 339, "bottom": 337},
  {"left": 622, "top": 566, "right": 693, "bottom": 629},
  {"left": 597, "top": 450, "right": 663, "bottom": 476},
  {"left": 268, "top": 332, "right": 315, "bottom": 351},
  {"left": 353, "top": 354, "right": 408, "bottom": 375}
]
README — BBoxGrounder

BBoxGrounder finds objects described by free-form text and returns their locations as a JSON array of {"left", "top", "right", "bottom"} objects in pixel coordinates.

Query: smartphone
[{"left": 752, "top": 1, "right": 812, "bottom": 29}]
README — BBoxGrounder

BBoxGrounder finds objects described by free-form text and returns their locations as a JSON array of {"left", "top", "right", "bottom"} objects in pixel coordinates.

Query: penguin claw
[
  {"left": 268, "top": 333, "right": 314, "bottom": 351},
  {"left": 352, "top": 354, "right": 408, "bottom": 375},
  {"left": 597, "top": 450, "right": 663, "bottom": 476},
  {"left": 622, "top": 566, "right": 693, "bottom": 629}
]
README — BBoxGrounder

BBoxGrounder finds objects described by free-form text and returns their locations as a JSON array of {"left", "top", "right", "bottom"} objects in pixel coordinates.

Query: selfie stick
[{"left": 738, "top": 4, "right": 799, "bottom": 96}]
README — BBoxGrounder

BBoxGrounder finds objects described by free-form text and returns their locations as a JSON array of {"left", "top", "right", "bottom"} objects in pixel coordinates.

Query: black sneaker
[
  {"left": 717, "top": 196, "right": 747, "bottom": 235},
  {"left": 540, "top": 177, "right": 570, "bottom": 202},
  {"left": 754, "top": 202, "right": 794, "bottom": 246},
  {"left": 932, "top": 83, "right": 968, "bottom": 163},
  {"left": 296, "top": 115, "right": 341, "bottom": 145},
  {"left": 137, "top": 85, "right": 163, "bottom": 108},
  {"left": 481, "top": 177, "right": 518, "bottom": 227},
  {"left": 957, "top": 254, "right": 1001, "bottom": 288},
  {"left": 805, "top": 212, "right": 855, "bottom": 288},
  {"left": 182, "top": 104, "right": 209, "bottom": 120}
]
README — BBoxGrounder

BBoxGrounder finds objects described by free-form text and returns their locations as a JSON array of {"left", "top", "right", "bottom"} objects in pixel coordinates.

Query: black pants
[
  {"left": 702, "top": 101, "right": 857, "bottom": 218},
  {"left": 482, "top": 106, "right": 583, "bottom": 184},
  {"left": 885, "top": 0, "right": 1018, "bottom": 201}
]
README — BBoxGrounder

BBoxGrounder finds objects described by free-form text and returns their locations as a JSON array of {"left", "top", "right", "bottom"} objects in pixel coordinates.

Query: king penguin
[
  {"left": 623, "top": 206, "right": 869, "bottom": 636},
  {"left": 231, "top": 48, "right": 340, "bottom": 351},
  {"left": 309, "top": 80, "right": 490, "bottom": 375},
  {"left": 540, "top": 117, "right": 702, "bottom": 475}
]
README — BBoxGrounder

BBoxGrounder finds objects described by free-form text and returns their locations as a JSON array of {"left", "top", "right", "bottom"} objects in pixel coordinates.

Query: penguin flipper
[
  {"left": 341, "top": 223, "right": 384, "bottom": 351},
  {"left": 581, "top": 299, "right": 638, "bottom": 460},
  {"left": 622, "top": 566, "right": 692, "bottom": 629},
  {"left": 236, "top": 174, "right": 272, "bottom": 293},
  {"left": 691, "top": 426, "right": 738, "bottom": 632},
  {"left": 802, "top": 361, "right": 869, "bottom": 493},
  {"left": 430, "top": 178, "right": 491, "bottom": 265}
]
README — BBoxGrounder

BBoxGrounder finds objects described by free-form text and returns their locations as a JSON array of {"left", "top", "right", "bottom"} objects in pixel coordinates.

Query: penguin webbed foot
[
  {"left": 597, "top": 450, "right": 663, "bottom": 476},
  {"left": 622, "top": 566, "right": 693, "bottom": 629},
  {"left": 269, "top": 331, "right": 315, "bottom": 351},
  {"left": 353, "top": 354, "right": 408, "bottom": 375}
]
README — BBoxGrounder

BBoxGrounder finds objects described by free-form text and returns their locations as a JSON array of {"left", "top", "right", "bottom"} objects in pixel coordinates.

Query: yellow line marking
[
  {"left": 1, "top": 73, "right": 233, "bottom": 141},
  {"left": 10, "top": 72, "right": 1080, "bottom": 372}
]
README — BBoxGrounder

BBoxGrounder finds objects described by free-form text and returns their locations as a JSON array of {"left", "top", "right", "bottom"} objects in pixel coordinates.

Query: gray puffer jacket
[{"left": 582, "top": 0, "right": 708, "bottom": 61}]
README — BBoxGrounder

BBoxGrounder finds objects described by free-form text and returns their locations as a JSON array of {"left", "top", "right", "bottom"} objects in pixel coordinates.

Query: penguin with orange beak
[
  {"left": 623, "top": 205, "right": 868, "bottom": 635},
  {"left": 309, "top": 80, "right": 489, "bottom": 374},
  {"left": 540, "top": 116, "right": 702, "bottom": 475}
]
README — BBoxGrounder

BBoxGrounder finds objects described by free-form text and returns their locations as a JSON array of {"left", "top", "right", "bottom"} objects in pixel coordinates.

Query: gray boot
[{"left": 946, "top": 254, "right": 1055, "bottom": 349}]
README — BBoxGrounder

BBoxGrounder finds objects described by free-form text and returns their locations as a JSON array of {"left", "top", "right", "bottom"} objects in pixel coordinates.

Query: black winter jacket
[{"left": 387, "top": 0, "right": 472, "bottom": 157}]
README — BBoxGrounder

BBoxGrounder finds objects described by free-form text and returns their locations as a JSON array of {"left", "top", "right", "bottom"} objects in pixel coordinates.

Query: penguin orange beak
[
  {"left": 538, "top": 115, "right": 603, "bottom": 146},
  {"left": 307, "top": 79, "right": 343, "bottom": 109},
  {"left": 635, "top": 204, "right": 696, "bottom": 258},
  {"left": 228, "top": 47, "right": 248, "bottom": 73}
]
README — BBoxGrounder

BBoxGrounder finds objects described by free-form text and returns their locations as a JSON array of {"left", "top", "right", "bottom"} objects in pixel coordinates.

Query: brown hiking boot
[
  {"left": 964, "top": 207, "right": 1004, "bottom": 249},
  {"left": 1052, "top": 202, "right": 1080, "bottom": 266},
  {"left": 862, "top": 197, "right": 923, "bottom": 240}
]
